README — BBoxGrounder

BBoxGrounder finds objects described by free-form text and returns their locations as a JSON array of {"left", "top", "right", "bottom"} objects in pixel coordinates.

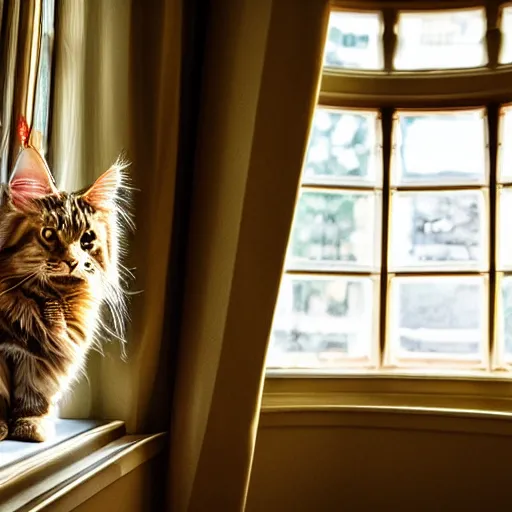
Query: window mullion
[
  {"left": 379, "top": 108, "right": 394, "bottom": 367},
  {"left": 486, "top": 0, "right": 501, "bottom": 69},
  {"left": 488, "top": 103, "right": 499, "bottom": 369},
  {"left": 382, "top": 8, "right": 398, "bottom": 71}
]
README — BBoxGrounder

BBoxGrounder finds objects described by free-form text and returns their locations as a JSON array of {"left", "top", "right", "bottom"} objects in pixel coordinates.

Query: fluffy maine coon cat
[{"left": 0, "top": 146, "right": 131, "bottom": 442}]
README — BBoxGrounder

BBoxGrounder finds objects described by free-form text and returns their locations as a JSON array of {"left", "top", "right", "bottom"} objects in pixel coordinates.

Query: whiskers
[
  {"left": 0, "top": 272, "right": 38, "bottom": 297},
  {"left": 118, "top": 263, "right": 135, "bottom": 283}
]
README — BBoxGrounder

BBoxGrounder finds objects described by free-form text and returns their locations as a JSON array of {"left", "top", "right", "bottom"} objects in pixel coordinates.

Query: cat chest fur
[{"left": 0, "top": 290, "right": 94, "bottom": 358}]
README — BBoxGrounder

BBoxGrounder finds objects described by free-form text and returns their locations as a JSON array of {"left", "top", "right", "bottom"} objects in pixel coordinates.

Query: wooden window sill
[
  {"left": 0, "top": 419, "right": 166, "bottom": 511},
  {"left": 262, "top": 374, "right": 512, "bottom": 429}
]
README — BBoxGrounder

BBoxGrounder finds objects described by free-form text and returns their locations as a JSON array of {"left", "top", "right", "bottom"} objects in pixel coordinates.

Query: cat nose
[{"left": 64, "top": 259, "right": 79, "bottom": 273}]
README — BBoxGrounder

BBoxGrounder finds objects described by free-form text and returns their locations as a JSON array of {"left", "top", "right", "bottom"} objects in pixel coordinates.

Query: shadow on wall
[{"left": 247, "top": 411, "right": 512, "bottom": 511}]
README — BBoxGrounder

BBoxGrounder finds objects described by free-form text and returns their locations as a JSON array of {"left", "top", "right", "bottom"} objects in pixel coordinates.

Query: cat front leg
[
  {"left": 9, "top": 354, "right": 57, "bottom": 442},
  {"left": 0, "top": 355, "right": 9, "bottom": 441}
]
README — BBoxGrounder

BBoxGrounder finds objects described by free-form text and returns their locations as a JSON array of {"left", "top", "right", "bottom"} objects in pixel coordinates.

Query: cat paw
[
  {"left": 9, "top": 417, "right": 54, "bottom": 443},
  {"left": 0, "top": 420, "right": 7, "bottom": 441}
]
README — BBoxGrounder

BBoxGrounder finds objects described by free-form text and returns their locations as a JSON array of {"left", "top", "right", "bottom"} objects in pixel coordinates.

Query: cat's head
[{"left": 0, "top": 147, "right": 131, "bottom": 303}]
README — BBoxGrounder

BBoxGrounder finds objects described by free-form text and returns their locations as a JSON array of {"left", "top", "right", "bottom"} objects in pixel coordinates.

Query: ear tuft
[
  {"left": 9, "top": 148, "right": 58, "bottom": 210},
  {"left": 81, "top": 165, "right": 123, "bottom": 211}
]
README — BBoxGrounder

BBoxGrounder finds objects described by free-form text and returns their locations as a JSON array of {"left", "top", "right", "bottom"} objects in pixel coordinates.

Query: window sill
[
  {"left": 0, "top": 419, "right": 166, "bottom": 510},
  {"left": 262, "top": 374, "right": 512, "bottom": 428}
]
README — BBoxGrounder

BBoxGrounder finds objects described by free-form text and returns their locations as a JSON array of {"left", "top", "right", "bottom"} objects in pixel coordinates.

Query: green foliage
[{"left": 290, "top": 191, "right": 360, "bottom": 259}]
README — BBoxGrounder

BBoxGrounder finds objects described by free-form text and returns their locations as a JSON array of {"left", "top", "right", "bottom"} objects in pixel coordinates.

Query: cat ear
[
  {"left": 9, "top": 147, "right": 58, "bottom": 209},
  {"left": 81, "top": 166, "right": 121, "bottom": 211}
]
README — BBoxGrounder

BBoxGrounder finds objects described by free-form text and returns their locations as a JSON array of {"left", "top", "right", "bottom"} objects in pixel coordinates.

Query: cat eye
[
  {"left": 80, "top": 230, "right": 96, "bottom": 249},
  {"left": 41, "top": 228, "right": 57, "bottom": 242}
]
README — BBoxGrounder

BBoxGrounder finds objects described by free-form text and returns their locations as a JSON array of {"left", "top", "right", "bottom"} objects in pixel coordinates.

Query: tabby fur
[{"left": 0, "top": 147, "right": 131, "bottom": 442}]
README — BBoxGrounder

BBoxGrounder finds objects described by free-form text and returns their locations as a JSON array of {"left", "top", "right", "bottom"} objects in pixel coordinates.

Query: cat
[{"left": 0, "top": 145, "right": 132, "bottom": 442}]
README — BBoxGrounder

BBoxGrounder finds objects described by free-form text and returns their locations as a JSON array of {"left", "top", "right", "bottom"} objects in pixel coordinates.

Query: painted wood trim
[
  {"left": 2, "top": 432, "right": 165, "bottom": 511},
  {"left": 1, "top": 421, "right": 125, "bottom": 496}
]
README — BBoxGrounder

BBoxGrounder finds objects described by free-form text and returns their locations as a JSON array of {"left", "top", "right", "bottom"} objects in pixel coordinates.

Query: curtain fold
[
  {"left": 50, "top": 0, "right": 86, "bottom": 191},
  {"left": 0, "top": 0, "right": 55, "bottom": 181},
  {"left": 0, "top": 0, "right": 19, "bottom": 182},
  {"left": 32, "top": 0, "right": 54, "bottom": 157}
]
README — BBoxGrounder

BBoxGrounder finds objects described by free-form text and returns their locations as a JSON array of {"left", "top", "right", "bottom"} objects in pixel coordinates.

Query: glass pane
[
  {"left": 388, "top": 276, "right": 487, "bottom": 367},
  {"left": 323, "top": 11, "right": 383, "bottom": 70},
  {"left": 498, "top": 188, "right": 512, "bottom": 270},
  {"left": 498, "top": 276, "right": 512, "bottom": 363},
  {"left": 394, "top": 9, "right": 487, "bottom": 70},
  {"left": 303, "top": 108, "right": 382, "bottom": 186},
  {"left": 287, "top": 190, "right": 380, "bottom": 271},
  {"left": 267, "top": 275, "right": 376, "bottom": 369},
  {"left": 498, "top": 105, "right": 512, "bottom": 183},
  {"left": 389, "top": 190, "right": 487, "bottom": 271},
  {"left": 392, "top": 110, "right": 487, "bottom": 186},
  {"left": 499, "top": 6, "right": 512, "bottom": 64}
]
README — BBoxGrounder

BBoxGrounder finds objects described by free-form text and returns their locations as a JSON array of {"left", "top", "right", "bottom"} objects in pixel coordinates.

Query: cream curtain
[
  {"left": 52, "top": 0, "right": 183, "bottom": 432},
  {"left": 0, "top": 0, "right": 19, "bottom": 182},
  {"left": 0, "top": 0, "right": 55, "bottom": 181},
  {"left": 168, "top": 0, "right": 329, "bottom": 510}
]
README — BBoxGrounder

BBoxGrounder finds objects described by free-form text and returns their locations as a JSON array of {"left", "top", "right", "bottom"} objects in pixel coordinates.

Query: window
[
  {"left": 266, "top": 3, "right": 512, "bottom": 378},
  {"left": 324, "top": 11, "right": 384, "bottom": 70},
  {"left": 394, "top": 8, "right": 487, "bottom": 70},
  {"left": 499, "top": 4, "right": 512, "bottom": 63}
]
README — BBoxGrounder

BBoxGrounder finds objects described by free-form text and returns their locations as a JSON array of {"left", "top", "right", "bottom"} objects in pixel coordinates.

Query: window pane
[
  {"left": 323, "top": 11, "right": 384, "bottom": 70},
  {"left": 392, "top": 110, "right": 487, "bottom": 186},
  {"left": 394, "top": 9, "right": 487, "bottom": 70},
  {"left": 499, "top": 6, "right": 512, "bottom": 64},
  {"left": 389, "top": 190, "right": 487, "bottom": 271},
  {"left": 287, "top": 189, "right": 380, "bottom": 271},
  {"left": 267, "top": 276, "right": 376, "bottom": 369},
  {"left": 303, "top": 108, "right": 382, "bottom": 186},
  {"left": 388, "top": 276, "right": 487, "bottom": 368},
  {"left": 497, "top": 276, "right": 512, "bottom": 364},
  {"left": 498, "top": 188, "right": 512, "bottom": 270},
  {"left": 498, "top": 105, "right": 512, "bottom": 183}
]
